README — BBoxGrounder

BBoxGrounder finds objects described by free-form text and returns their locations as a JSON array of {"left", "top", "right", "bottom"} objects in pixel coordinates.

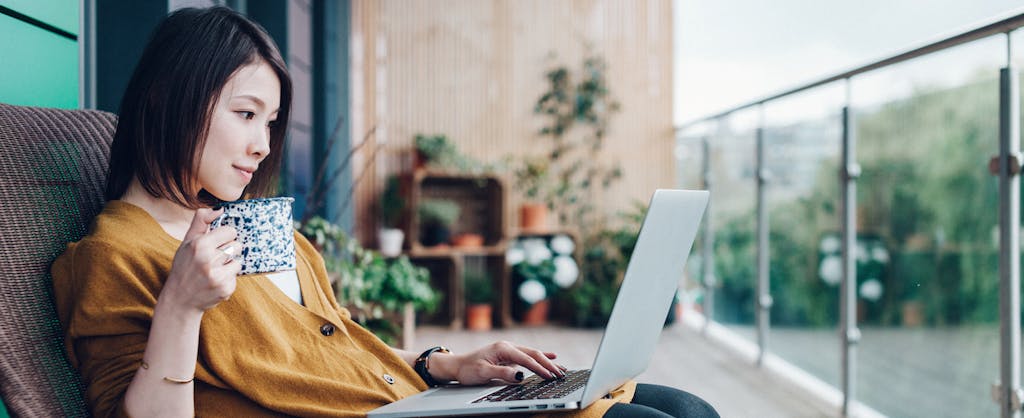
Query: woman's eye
[{"left": 238, "top": 111, "right": 256, "bottom": 120}]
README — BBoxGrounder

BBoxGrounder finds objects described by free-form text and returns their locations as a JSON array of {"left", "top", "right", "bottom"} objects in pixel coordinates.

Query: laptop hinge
[{"left": 991, "top": 381, "right": 1024, "bottom": 411}]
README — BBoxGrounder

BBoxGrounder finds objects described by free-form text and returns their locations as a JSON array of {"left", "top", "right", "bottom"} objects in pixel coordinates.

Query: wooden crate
[{"left": 406, "top": 170, "right": 506, "bottom": 252}]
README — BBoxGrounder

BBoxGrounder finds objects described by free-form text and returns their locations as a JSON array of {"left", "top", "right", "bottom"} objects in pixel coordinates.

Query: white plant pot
[{"left": 378, "top": 228, "right": 405, "bottom": 257}]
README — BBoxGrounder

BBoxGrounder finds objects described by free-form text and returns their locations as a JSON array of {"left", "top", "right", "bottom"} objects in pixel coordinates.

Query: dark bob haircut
[{"left": 105, "top": 6, "right": 292, "bottom": 208}]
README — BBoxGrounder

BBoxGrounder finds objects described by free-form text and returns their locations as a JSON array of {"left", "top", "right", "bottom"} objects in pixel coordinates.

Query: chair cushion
[{"left": 0, "top": 103, "right": 116, "bottom": 417}]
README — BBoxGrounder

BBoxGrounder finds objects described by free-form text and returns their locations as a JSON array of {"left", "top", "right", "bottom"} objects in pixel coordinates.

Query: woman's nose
[{"left": 250, "top": 127, "right": 271, "bottom": 159}]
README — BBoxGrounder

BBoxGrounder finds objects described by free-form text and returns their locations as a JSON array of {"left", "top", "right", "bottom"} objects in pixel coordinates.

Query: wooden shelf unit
[{"left": 401, "top": 170, "right": 511, "bottom": 329}]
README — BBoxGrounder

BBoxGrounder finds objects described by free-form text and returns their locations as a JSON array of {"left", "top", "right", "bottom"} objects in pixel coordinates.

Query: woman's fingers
[
  {"left": 490, "top": 343, "right": 554, "bottom": 380},
  {"left": 184, "top": 208, "right": 222, "bottom": 242},
  {"left": 515, "top": 345, "right": 564, "bottom": 378},
  {"left": 481, "top": 363, "right": 523, "bottom": 384}
]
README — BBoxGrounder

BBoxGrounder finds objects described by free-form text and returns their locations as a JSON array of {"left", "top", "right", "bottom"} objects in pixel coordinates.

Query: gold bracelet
[{"left": 140, "top": 361, "right": 195, "bottom": 384}]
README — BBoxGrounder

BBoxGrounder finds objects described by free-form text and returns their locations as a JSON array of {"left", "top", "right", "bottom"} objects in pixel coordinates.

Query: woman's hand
[
  {"left": 430, "top": 341, "right": 568, "bottom": 386},
  {"left": 159, "top": 208, "right": 241, "bottom": 313}
]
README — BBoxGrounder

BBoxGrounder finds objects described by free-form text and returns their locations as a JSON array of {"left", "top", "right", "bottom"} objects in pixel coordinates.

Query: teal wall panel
[
  {"left": 0, "top": 13, "right": 78, "bottom": 108},
  {"left": 0, "top": 0, "right": 79, "bottom": 35}
]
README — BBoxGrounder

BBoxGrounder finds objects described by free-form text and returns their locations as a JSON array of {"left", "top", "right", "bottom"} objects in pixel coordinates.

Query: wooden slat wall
[{"left": 351, "top": 0, "right": 674, "bottom": 243}]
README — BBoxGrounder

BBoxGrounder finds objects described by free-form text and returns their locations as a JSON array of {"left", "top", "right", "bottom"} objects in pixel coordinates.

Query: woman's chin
[{"left": 199, "top": 188, "right": 244, "bottom": 204}]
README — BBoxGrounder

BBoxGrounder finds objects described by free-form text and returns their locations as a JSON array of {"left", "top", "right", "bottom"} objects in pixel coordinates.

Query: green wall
[{"left": 0, "top": 1, "right": 79, "bottom": 108}]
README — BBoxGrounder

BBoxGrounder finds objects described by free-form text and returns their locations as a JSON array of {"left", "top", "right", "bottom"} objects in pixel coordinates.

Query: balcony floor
[{"left": 416, "top": 319, "right": 836, "bottom": 417}]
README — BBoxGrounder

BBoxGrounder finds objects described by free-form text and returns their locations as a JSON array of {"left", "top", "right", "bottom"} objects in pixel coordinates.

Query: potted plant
[
  {"left": 414, "top": 134, "right": 456, "bottom": 170},
  {"left": 299, "top": 216, "right": 438, "bottom": 346},
  {"left": 513, "top": 156, "right": 551, "bottom": 231},
  {"left": 507, "top": 236, "right": 579, "bottom": 325},
  {"left": 378, "top": 175, "right": 405, "bottom": 257},
  {"left": 570, "top": 204, "right": 644, "bottom": 327},
  {"left": 417, "top": 198, "right": 460, "bottom": 247},
  {"left": 464, "top": 270, "right": 494, "bottom": 331}
]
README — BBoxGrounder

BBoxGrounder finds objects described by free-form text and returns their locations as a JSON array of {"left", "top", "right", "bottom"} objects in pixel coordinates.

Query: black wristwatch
[{"left": 414, "top": 346, "right": 452, "bottom": 387}]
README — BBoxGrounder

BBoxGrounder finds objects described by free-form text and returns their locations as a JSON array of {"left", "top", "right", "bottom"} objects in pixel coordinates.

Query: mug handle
[
  {"left": 209, "top": 213, "right": 245, "bottom": 265},
  {"left": 209, "top": 212, "right": 242, "bottom": 231}
]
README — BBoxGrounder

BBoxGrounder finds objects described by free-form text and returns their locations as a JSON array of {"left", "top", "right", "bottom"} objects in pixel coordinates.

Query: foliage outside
[{"left": 709, "top": 74, "right": 1013, "bottom": 328}]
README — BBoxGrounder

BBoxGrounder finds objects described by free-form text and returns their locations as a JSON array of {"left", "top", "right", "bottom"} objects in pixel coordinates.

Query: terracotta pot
[
  {"left": 902, "top": 301, "right": 923, "bottom": 327},
  {"left": 466, "top": 303, "right": 493, "bottom": 331},
  {"left": 519, "top": 203, "right": 549, "bottom": 231},
  {"left": 522, "top": 299, "right": 550, "bottom": 326},
  {"left": 452, "top": 233, "right": 484, "bottom": 248}
]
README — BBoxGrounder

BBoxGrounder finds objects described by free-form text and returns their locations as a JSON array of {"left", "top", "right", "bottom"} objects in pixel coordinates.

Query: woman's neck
[{"left": 121, "top": 178, "right": 196, "bottom": 240}]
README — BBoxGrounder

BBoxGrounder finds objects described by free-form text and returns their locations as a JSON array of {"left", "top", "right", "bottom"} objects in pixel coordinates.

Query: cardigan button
[
  {"left": 320, "top": 323, "right": 335, "bottom": 336},
  {"left": 383, "top": 374, "right": 395, "bottom": 384}
]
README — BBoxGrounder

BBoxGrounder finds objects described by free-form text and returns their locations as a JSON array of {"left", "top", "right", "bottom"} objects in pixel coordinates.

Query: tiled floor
[{"left": 417, "top": 319, "right": 837, "bottom": 418}]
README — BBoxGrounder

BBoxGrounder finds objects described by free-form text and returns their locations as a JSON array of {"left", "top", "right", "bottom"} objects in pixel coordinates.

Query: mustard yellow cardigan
[{"left": 52, "top": 201, "right": 633, "bottom": 417}]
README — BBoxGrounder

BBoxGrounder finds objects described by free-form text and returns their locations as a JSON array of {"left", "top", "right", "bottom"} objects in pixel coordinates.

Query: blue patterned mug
[{"left": 210, "top": 197, "right": 295, "bottom": 275}]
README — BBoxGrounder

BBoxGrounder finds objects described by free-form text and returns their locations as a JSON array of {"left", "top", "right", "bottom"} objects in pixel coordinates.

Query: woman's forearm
[
  {"left": 123, "top": 298, "right": 204, "bottom": 418},
  {"left": 390, "top": 347, "right": 418, "bottom": 368}
]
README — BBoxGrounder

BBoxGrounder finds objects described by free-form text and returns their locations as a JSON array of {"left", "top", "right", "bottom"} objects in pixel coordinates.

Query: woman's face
[{"left": 197, "top": 60, "right": 281, "bottom": 202}]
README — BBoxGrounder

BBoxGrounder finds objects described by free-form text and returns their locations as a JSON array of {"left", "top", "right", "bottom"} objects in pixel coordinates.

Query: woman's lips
[{"left": 234, "top": 166, "right": 254, "bottom": 182}]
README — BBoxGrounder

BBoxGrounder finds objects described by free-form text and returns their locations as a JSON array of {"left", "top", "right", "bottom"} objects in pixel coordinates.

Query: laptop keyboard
[{"left": 472, "top": 369, "right": 591, "bottom": 403}]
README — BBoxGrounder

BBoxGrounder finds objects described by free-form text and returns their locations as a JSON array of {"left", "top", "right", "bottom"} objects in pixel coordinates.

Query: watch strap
[{"left": 414, "top": 346, "right": 451, "bottom": 387}]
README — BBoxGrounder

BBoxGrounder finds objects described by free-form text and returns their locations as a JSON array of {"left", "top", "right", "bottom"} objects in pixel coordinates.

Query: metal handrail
[{"left": 677, "top": 7, "right": 1024, "bottom": 129}]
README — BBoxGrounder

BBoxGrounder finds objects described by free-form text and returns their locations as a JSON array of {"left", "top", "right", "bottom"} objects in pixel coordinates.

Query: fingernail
[{"left": 514, "top": 371, "right": 524, "bottom": 382}]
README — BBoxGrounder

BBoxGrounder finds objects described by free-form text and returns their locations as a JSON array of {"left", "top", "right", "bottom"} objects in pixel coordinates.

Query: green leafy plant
[
  {"left": 512, "top": 156, "right": 552, "bottom": 204},
  {"left": 418, "top": 199, "right": 460, "bottom": 227},
  {"left": 298, "top": 216, "right": 438, "bottom": 343},
  {"left": 513, "top": 259, "right": 558, "bottom": 296},
  {"left": 571, "top": 202, "right": 646, "bottom": 327},
  {"left": 415, "top": 134, "right": 459, "bottom": 167},
  {"left": 532, "top": 53, "right": 622, "bottom": 236},
  {"left": 379, "top": 175, "right": 405, "bottom": 228},
  {"left": 464, "top": 270, "right": 494, "bottom": 304},
  {"left": 414, "top": 134, "right": 495, "bottom": 175}
]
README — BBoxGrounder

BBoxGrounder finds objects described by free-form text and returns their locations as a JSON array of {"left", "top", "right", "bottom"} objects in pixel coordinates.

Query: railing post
[
  {"left": 840, "top": 81, "right": 861, "bottom": 418},
  {"left": 701, "top": 135, "right": 715, "bottom": 334},
  {"left": 995, "top": 32, "right": 1022, "bottom": 418},
  {"left": 755, "top": 108, "right": 772, "bottom": 366}
]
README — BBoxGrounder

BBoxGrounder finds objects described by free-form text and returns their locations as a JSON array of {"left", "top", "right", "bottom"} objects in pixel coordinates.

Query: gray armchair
[{"left": 0, "top": 103, "right": 117, "bottom": 417}]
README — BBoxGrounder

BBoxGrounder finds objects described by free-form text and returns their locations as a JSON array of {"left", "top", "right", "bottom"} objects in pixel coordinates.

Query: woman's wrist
[
  {"left": 155, "top": 291, "right": 206, "bottom": 321},
  {"left": 426, "top": 351, "right": 459, "bottom": 382}
]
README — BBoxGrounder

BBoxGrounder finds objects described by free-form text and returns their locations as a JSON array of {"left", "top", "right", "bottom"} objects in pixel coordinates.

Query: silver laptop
[{"left": 369, "top": 189, "right": 709, "bottom": 417}]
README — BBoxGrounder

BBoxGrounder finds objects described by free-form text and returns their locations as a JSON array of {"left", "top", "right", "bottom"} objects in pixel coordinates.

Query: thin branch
[
  {"left": 304, "top": 116, "right": 346, "bottom": 218},
  {"left": 302, "top": 125, "right": 378, "bottom": 224},
  {"left": 331, "top": 134, "right": 385, "bottom": 225}
]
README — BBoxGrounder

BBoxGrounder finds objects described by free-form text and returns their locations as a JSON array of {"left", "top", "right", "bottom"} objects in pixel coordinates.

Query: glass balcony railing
[{"left": 676, "top": 9, "right": 1024, "bottom": 417}]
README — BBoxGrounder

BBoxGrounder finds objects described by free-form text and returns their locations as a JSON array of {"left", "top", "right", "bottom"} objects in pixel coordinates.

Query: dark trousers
[{"left": 603, "top": 384, "right": 719, "bottom": 418}]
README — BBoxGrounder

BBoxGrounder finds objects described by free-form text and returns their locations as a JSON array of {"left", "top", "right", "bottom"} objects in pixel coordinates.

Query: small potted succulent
[{"left": 417, "top": 198, "right": 460, "bottom": 247}]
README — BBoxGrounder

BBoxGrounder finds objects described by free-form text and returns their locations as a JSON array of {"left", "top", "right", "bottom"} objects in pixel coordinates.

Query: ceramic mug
[{"left": 209, "top": 197, "right": 295, "bottom": 275}]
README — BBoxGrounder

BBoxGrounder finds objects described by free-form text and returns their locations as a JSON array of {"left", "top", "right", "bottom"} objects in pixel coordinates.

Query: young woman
[{"left": 51, "top": 7, "right": 717, "bottom": 418}]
